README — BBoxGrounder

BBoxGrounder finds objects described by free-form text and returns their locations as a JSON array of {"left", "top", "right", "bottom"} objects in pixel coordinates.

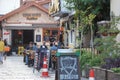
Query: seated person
[
  {"left": 25, "top": 42, "right": 34, "bottom": 67},
  {"left": 50, "top": 42, "right": 57, "bottom": 51}
]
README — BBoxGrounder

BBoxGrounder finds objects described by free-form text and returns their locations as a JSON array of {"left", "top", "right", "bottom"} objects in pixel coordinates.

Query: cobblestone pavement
[{"left": 0, "top": 56, "right": 88, "bottom": 80}]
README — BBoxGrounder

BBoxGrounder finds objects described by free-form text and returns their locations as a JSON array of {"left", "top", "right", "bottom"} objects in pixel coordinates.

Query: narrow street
[{"left": 0, "top": 55, "right": 88, "bottom": 80}]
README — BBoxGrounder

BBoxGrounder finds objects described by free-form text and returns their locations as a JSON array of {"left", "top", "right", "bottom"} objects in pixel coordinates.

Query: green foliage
[
  {"left": 80, "top": 50, "right": 92, "bottom": 70},
  {"left": 94, "top": 17, "right": 120, "bottom": 70},
  {"left": 75, "top": 7, "right": 96, "bottom": 35},
  {"left": 65, "top": 0, "right": 110, "bottom": 20},
  {"left": 98, "top": 16, "right": 120, "bottom": 35},
  {"left": 111, "top": 68, "right": 120, "bottom": 73},
  {"left": 109, "top": 16, "right": 120, "bottom": 33},
  {"left": 95, "top": 35, "right": 120, "bottom": 58},
  {"left": 78, "top": 48, "right": 120, "bottom": 71},
  {"left": 111, "top": 53, "right": 120, "bottom": 59},
  {"left": 95, "top": 16, "right": 120, "bottom": 57},
  {"left": 79, "top": 50, "right": 104, "bottom": 70},
  {"left": 89, "top": 56, "right": 103, "bottom": 67}
]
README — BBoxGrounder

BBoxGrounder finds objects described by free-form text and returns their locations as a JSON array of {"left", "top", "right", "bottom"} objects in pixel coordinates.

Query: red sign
[{"left": 4, "top": 32, "right": 10, "bottom": 35}]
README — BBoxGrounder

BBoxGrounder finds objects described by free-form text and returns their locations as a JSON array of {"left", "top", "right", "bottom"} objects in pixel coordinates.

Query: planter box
[{"left": 93, "top": 67, "right": 120, "bottom": 80}]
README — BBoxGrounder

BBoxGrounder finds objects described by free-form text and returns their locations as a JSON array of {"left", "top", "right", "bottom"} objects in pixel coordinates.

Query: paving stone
[
  {"left": 0, "top": 56, "right": 88, "bottom": 80},
  {"left": 0, "top": 56, "right": 55, "bottom": 80}
]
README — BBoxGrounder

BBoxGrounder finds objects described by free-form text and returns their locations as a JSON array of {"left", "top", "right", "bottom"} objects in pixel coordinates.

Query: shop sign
[{"left": 23, "top": 13, "right": 41, "bottom": 20}]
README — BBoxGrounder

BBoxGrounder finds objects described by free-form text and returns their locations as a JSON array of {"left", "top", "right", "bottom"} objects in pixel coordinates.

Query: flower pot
[
  {"left": 101, "top": 32, "right": 108, "bottom": 36},
  {"left": 109, "top": 32, "right": 119, "bottom": 36}
]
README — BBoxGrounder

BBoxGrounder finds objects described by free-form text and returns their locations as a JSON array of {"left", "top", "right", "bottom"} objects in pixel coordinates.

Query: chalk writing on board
[{"left": 59, "top": 56, "right": 79, "bottom": 79}]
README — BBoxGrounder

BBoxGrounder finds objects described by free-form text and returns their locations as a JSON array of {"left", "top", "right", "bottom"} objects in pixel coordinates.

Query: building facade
[
  {"left": 49, "top": 0, "right": 76, "bottom": 48},
  {"left": 49, "top": 0, "right": 120, "bottom": 48},
  {"left": 0, "top": 0, "right": 62, "bottom": 48}
]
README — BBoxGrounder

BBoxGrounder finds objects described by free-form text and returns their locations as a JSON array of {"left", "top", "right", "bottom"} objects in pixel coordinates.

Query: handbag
[{"left": 4, "top": 46, "right": 10, "bottom": 52}]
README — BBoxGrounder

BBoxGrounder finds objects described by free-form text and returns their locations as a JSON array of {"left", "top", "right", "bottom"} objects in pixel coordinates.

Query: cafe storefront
[{"left": 0, "top": 1, "right": 63, "bottom": 48}]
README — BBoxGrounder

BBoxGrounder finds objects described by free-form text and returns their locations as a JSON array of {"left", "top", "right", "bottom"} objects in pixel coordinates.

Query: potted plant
[
  {"left": 108, "top": 27, "right": 120, "bottom": 36},
  {"left": 97, "top": 21, "right": 110, "bottom": 37}
]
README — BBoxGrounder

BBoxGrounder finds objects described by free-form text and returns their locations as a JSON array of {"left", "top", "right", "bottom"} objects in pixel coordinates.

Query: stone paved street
[
  {"left": 0, "top": 56, "right": 88, "bottom": 80},
  {"left": 0, "top": 56, "right": 55, "bottom": 80}
]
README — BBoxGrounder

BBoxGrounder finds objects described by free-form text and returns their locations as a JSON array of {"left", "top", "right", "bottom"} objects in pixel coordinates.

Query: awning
[
  {"left": 32, "top": 23, "right": 60, "bottom": 28},
  {"left": 3, "top": 23, "right": 60, "bottom": 30},
  {"left": 3, "top": 26, "right": 34, "bottom": 30},
  {"left": 51, "top": 11, "right": 69, "bottom": 18}
]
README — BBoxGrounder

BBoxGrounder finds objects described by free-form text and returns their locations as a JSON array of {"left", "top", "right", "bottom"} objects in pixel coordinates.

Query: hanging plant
[
  {"left": 109, "top": 32, "right": 119, "bottom": 36},
  {"left": 101, "top": 32, "right": 108, "bottom": 36},
  {"left": 108, "top": 26, "right": 120, "bottom": 36}
]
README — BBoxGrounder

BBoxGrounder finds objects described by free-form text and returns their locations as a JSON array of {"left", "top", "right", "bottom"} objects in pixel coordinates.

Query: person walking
[
  {"left": 4, "top": 45, "right": 10, "bottom": 60},
  {"left": 0, "top": 38, "right": 5, "bottom": 64},
  {"left": 3, "top": 39, "right": 10, "bottom": 60}
]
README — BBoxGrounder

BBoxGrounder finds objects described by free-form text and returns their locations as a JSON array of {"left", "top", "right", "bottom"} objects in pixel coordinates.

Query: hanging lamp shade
[{"left": 18, "top": 30, "right": 22, "bottom": 35}]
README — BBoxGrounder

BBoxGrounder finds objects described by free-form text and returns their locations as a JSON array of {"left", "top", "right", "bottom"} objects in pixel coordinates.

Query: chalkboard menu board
[{"left": 57, "top": 53, "right": 80, "bottom": 80}]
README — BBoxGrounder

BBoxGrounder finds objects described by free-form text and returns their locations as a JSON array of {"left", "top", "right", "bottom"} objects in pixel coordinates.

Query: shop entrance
[{"left": 12, "top": 30, "right": 34, "bottom": 46}]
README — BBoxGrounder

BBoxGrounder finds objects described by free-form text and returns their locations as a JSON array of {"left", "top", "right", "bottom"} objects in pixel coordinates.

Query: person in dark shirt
[
  {"left": 4, "top": 39, "right": 7, "bottom": 46},
  {"left": 39, "top": 41, "right": 48, "bottom": 69},
  {"left": 3, "top": 39, "right": 8, "bottom": 60},
  {"left": 59, "top": 31, "right": 63, "bottom": 42},
  {"left": 58, "top": 31, "right": 64, "bottom": 48}
]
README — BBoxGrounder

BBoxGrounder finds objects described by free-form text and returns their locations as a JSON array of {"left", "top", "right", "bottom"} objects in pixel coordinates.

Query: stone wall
[{"left": 93, "top": 67, "right": 120, "bottom": 80}]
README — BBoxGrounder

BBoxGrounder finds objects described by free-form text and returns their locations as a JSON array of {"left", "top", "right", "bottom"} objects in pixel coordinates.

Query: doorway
[
  {"left": 23, "top": 30, "right": 34, "bottom": 44},
  {"left": 12, "top": 30, "right": 34, "bottom": 46}
]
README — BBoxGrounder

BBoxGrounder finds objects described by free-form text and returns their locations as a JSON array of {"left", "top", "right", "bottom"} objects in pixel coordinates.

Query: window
[
  {"left": 52, "top": 30, "right": 58, "bottom": 41},
  {"left": 43, "top": 28, "right": 60, "bottom": 42},
  {"left": 43, "top": 30, "right": 50, "bottom": 42}
]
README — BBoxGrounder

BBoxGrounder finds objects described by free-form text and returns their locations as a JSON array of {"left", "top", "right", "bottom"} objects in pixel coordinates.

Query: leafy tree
[
  {"left": 64, "top": 0, "right": 110, "bottom": 76},
  {"left": 65, "top": 0, "right": 110, "bottom": 20},
  {"left": 65, "top": 0, "right": 110, "bottom": 48},
  {"left": 95, "top": 16, "right": 120, "bottom": 57}
]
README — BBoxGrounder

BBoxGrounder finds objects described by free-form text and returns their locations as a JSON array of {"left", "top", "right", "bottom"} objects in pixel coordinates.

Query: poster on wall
[{"left": 36, "top": 35, "right": 41, "bottom": 42}]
